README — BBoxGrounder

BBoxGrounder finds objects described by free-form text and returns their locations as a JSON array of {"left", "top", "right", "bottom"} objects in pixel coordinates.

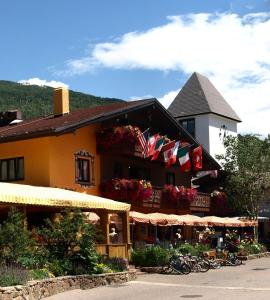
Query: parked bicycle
[{"left": 163, "top": 254, "right": 191, "bottom": 275}]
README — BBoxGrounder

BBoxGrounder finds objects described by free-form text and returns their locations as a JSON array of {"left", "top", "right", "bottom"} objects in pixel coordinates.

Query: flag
[
  {"left": 192, "top": 145, "right": 203, "bottom": 171},
  {"left": 151, "top": 136, "right": 165, "bottom": 161},
  {"left": 177, "top": 146, "right": 191, "bottom": 172},
  {"left": 137, "top": 128, "right": 150, "bottom": 158},
  {"left": 147, "top": 134, "right": 160, "bottom": 157},
  {"left": 162, "top": 141, "right": 175, "bottom": 166},
  {"left": 166, "top": 141, "right": 180, "bottom": 167}
]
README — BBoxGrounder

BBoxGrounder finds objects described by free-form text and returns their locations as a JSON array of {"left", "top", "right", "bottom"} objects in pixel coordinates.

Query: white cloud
[
  {"left": 158, "top": 90, "right": 179, "bottom": 109},
  {"left": 129, "top": 94, "right": 154, "bottom": 101},
  {"left": 18, "top": 78, "right": 69, "bottom": 89},
  {"left": 59, "top": 12, "right": 270, "bottom": 135}
]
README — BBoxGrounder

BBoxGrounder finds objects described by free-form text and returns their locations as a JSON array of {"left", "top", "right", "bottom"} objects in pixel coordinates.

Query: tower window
[{"left": 179, "top": 118, "right": 195, "bottom": 137}]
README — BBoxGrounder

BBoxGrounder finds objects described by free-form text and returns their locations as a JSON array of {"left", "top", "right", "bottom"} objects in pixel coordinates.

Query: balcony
[{"left": 100, "top": 179, "right": 211, "bottom": 212}]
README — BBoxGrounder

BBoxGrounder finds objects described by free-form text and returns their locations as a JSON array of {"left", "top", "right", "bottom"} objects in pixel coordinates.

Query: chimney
[
  {"left": 53, "top": 87, "right": 69, "bottom": 116},
  {"left": 0, "top": 110, "right": 22, "bottom": 126}
]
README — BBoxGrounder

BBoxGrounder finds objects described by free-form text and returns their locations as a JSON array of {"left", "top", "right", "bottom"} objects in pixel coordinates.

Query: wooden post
[
  {"left": 99, "top": 211, "right": 110, "bottom": 244},
  {"left": 122, "top": 211, "right": 130, "bottom": 244}
]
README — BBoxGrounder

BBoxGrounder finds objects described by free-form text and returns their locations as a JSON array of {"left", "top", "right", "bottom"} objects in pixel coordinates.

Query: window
[
  {"left": 128, "top": 166, "right": 151, "bottom": 181},
  {"left": 179, "top": 118, "right": 195, "bottom": 137},
  {"left": 114, "top": 163, "right": 123, "bottom": 178},
  {"left": 75, "top": 151, "right": 95, "bottom": 186},
  {"left": 0, "top": 157, "right": 24, "bottom": 181},
  {"left": 166, "top": 172, "right": 175, "bottom": 186}
]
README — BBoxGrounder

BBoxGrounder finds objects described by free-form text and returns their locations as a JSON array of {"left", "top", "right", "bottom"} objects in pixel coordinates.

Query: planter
[
  {"left": 237, "top": 252, "right": 270, "bottom": 261},
  {"left": 0, "top": 271, "right": 137, "bottom": 300},
  {"left": 140, "top": 267, "right": 164, "bottom": 274}
]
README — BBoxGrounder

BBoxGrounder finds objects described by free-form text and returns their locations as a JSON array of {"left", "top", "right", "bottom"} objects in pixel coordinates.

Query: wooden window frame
[
  {"left": 75, "top": 150, "right": 95, "bottom": 186},
  {"left": 0, "top": 157, "right": 24, "bottom": 182}
]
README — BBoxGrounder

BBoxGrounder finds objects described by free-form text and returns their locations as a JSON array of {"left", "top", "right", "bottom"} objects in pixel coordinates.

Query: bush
[
  {"left": 92, "top": 263, "right": 113, "bottom": 274},
  {"left": 131, "top": 246, "right": 170, "bottom": 267},
  {"left": 238, "top": 241, "right": 266, "bottom": 255},
  {"left": 37, "top": 209, "right": 99, "bottom": 276},
  {"left": 0, "top": 208, "right": 35, "bottom": 265},
  {"left": 131, "top": 249, "right": 146, "bottom": 267},
  {"left": 175, "top": 243, "right": 211, "bottom": 256},
  {"left": 177, "top": 243, "right": 197, "bottom": 255},
  {"left": 103, "top": 257, "right": 128, "bottom": 272},
  {"left": 0, "top": 264, "right": 29, "bottom": 287},
  {"left": 29, "top": 268, "right": 54, "bottom": 280}
]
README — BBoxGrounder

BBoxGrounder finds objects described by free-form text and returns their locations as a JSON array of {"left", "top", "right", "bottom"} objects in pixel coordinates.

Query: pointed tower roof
[{"left": 168, "top": 72, "right": 241, "bottom": 122}]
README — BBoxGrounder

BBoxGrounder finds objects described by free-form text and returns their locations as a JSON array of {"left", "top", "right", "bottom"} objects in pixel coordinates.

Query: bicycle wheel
[
  {"left": 210, "top": 260, "right": 221, "bottom": 269},
  {"left": 230, "top": 257, "right": 242, "bottom": 266},
  {"left": 180, "top": 263, "right": 191, "bottom": 275},
  {"left": 198, "top": 260, "right": 210, "bottom": 272},
  {"left": 170, "top": 260, "right": 184, "bottom": 274}
]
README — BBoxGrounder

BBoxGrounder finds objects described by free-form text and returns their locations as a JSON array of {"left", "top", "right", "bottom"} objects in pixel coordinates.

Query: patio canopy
[
  {"left": 129, "top": 211, "right": 257, "bottom": 227},
  {"left": 0, "top": 182, "right": 130, "bottom": 212}
]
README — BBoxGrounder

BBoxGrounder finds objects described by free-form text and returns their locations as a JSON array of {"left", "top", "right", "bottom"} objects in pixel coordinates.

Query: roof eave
[{"left": 174, "top": 111, "right": 242, "bottom": 123}]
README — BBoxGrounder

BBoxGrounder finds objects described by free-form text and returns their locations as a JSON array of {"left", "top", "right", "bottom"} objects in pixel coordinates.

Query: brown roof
[
  {"left": 0, "top": 99, "right": 155, "bottom": 143},
  {"left": 0, "top": 96, "right": 220, "bottom": 170},
  {"left": 168, "top": 72, "right": 241, "bottom": 122}
]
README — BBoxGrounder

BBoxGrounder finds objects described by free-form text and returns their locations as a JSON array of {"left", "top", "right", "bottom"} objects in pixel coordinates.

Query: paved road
[{"left": 46, "top": 257, "right": 270, "bottom": 300}]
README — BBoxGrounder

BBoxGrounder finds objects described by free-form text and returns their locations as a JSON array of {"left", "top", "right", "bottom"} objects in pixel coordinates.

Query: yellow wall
[
  {"left": 0, "top": 123, "right": 101, "bottom": 196},
  {"left": 0, "top": 137, "right": 50, "bottom": 186},
  {"left": 48, "top": 123, "right": 100, "bottom": 195}
]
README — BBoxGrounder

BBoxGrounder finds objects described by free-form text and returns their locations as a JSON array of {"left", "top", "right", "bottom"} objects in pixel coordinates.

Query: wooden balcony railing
[{"left": 101, "top": 179, "right": 211, "bottom": 212}]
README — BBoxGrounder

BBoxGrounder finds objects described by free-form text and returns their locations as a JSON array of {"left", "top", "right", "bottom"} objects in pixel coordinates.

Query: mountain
[{"left": 0, "top": 80, "right": 124, "bottom": 119}]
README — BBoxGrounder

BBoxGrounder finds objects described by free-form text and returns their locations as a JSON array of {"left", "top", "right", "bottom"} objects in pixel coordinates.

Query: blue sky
[{"left": 0, "top": 0, "right": 270, "bottom": 135}]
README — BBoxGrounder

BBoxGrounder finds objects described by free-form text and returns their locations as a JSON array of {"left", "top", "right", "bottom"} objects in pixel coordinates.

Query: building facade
[
  {"left": 0, "top": 88, "right": 220, "bottom": 247},
  {"left": 168, "top": 72, "right": 241, "bottom": 161}
]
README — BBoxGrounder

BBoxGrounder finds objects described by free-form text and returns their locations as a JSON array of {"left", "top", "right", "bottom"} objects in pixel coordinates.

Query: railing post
[{"left": 99, "top": 211, "right": 110, "bottom": 244}]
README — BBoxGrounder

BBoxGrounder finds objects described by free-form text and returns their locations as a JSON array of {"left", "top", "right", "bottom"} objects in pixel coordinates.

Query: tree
[
  {"left": 0, "top": 208, "right": 34, "bottom": 265},
  {"left": 37, "top": 209, "right": 99, "bottom": 276},
  {"left": 216, "top": 134, "right": 270, "bottom": 224}
]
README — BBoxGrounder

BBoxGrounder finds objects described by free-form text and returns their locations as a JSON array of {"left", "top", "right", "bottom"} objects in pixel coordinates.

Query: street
[{"left": 46, "top": 257, "right": 270, "bottom": 300}]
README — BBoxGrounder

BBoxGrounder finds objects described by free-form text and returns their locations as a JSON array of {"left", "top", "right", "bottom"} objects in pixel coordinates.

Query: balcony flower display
[
  {"left": 100, "top": 179, "right": 152, "bottom": 202},
  {"left": 96, "top": 125, "right": 141, "bottom": 149},
  {"left": 163, "top": 185, "right": 197, "bottom": 204}
]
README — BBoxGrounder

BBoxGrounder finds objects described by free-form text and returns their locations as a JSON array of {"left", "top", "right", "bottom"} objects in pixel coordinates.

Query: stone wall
[{"left": 0, "top": 271, "right": 137, "bottom": 300}]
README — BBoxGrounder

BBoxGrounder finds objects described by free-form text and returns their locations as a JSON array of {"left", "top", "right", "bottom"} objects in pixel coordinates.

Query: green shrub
[
  {"left": 131, "top": 249, "right": 146, "bottom": 267},
  {"left": 238, "top": 241, "right": 266, "bottom": 255},
  {"left": 29, "top": 268, "right": 54, "bottom": 280},
  {"left": 0, "top": 264, "right": 29, "bottom": 287},
  {"left": 0, "top": 208, "right": 35, "bottom": 265},
  {"left": 175, "top": 243, "right": 211, "bottom": 256},
  {"left": 177, "top": 243, "right": 197, "bottom": 255},
  {"left": 131, "top": 246, "right": 170, "bottom": 267},
  {"left": 194, "top": 243, "right": 211, "bottom": 255},
  {"left": 37, "top": 209, "right": 99, "bottom": 276},
  {"left": 103, "top": 257, "right": 128, "bottom": 272},
  {"left": 92, "top": 263, "right": 113, "bottom": 274}
]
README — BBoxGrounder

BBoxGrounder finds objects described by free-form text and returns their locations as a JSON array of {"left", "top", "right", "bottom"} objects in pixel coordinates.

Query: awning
[
  {"left": 83, "top": 212, "right": 100, "bottom": 224},
  {"left": 129, "top": 212, "right": 206, "bottom": 226},
  {"left": 129, "top": 211, "right": 258, "bottom": 227},
  {"left": 0, "top": 182, "right": 130, "bottom": 212}
]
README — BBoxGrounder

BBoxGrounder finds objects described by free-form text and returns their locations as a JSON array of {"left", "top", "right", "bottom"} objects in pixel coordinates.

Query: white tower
[{"left": 168, "top": 72, "right": 241, "bottom": 161}]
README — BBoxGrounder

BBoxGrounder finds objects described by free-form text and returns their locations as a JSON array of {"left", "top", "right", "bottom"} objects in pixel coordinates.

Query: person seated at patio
[
  {"left": 175, "top": 228, "right": 182, "bottom": 246},
  {"left": 109, "top": 227, "right": 118, "bottom": 244}
]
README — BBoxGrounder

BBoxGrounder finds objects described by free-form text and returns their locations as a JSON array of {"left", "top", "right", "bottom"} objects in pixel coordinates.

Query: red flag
[
  {"left": 162, "top": 141, "right": 175, "bottom": 167},
  {"left": 166, "top": 141, "right": 180, "bottom": 167},
  {"left": 192, "top": 145, "right": 203, "bottom": 171},
  {"left": 148, "top": 134, "right": 159, "bottom": 157}
]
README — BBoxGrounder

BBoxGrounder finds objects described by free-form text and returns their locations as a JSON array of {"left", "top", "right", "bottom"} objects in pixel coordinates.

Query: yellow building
[{"left": 0, "top": 88, "right": 220, "bottom": 253}]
